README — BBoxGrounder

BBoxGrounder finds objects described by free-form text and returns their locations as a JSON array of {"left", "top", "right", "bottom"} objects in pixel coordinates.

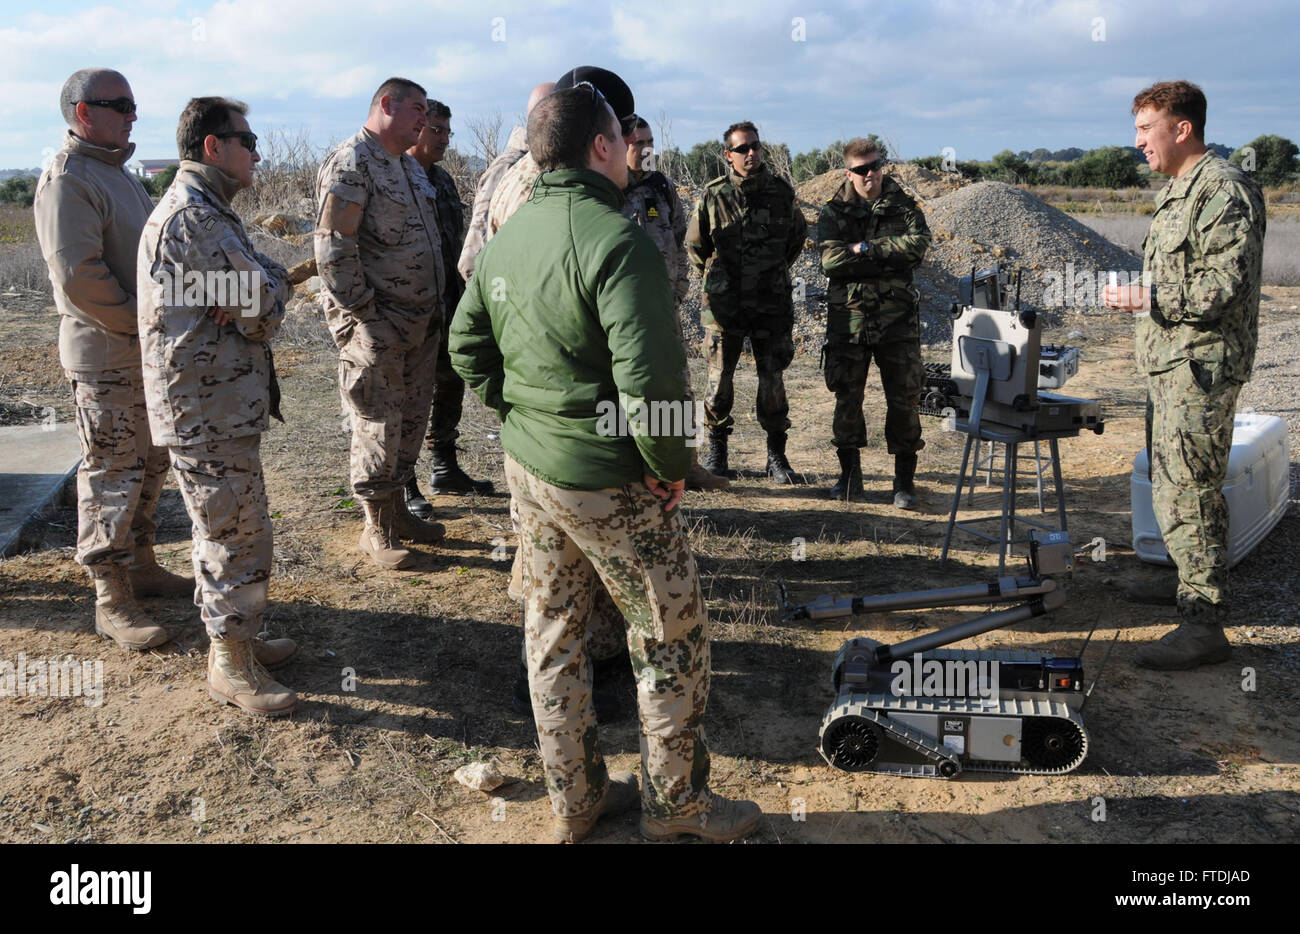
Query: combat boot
[
  {"left": 251, "top": 633, "right": 298, "bottom": 670},
  {"left": 830, "top": 447, "right": 864, "bottom": 500},
  {"left": 685, "top": 449, "right": 730, "bottom": 491},
  {"left": 208, "top": 638, "right": 297, "bottom": 716},
  {"left": 391, "top": 489, "right": 445, "bottom": 545},
  {"left": 404, "top": 475, "right": 434, "bottom": 519},
  {"left": 553, "top": 771, "right": 640, "bottom": 843},
  {"left": 640, "top": 790, "right": 762, "bottom": 843},
  {"left": 359, "top": 498, "right": 415, "bottom": 570},
  {"left": 765, "top": 434, "right": 802, "bottom": 485},
  {"left": 701, "top": 428, "right": 738, "bottom": 480},
  {"left": 892, "top": 453, "right": 919, "bottom": 510},
  {"left": 1134, "top": 621, "right": 1231, "bottom": 670},
  {"left": 93, "top": 565, "right": 170, "bottom": 651},
  {"left": 128, "top": 545, "right": 194, "bottom": 598},
  {"left": 430, "top": 443, "right": 494, "bottom": 495}
]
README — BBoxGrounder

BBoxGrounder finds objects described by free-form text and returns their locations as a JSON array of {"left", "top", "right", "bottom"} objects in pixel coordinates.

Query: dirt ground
[{"left": 0, "top": 285, "right": 1296, "bottom": 845}]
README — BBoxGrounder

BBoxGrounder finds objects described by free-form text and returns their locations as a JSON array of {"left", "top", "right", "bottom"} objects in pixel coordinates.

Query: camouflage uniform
[
  {"left": 487, "top": 151, "right": 540, "bottom": 239},
  {"left": 504, "top": 458, "right": 710, "bottom": 819},
  {"left": 33, "top": 132, "right": 169, "bottom": 576},
  {"left": 1138, "top": 152, "right": 1266, "bottom": 621},
  {"left": 137, "top": 161, "right": 290, "bottom": 640},
  {"left": 818, "top": 176, "right": 931, "bottom": 453},
  {"left": 421, "top": 163, "right": 468, "bottom": 449},
  {"left": 315, "top": 129, "right": 446, "bottom": 501},
  {"left": 685, "top": 165, "right": 807, "bottom": 436},
  {"left": 457, "top": 125, "right": 527, "bottom": 281}
]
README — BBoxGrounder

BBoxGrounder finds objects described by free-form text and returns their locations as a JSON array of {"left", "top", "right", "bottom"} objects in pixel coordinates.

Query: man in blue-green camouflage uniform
[
  {"left": 818, "top": 138, "right": 930, "bottom": 506},
  {"left": 686, "top": 121, "right": 807, "bottom": 483},
  {"left": 1104, "top": 80, "right": 1265, "bottom": 670}
]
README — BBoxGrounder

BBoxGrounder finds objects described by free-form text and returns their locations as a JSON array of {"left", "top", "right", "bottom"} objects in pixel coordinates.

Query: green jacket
[
  {"left": 449, "top": 168, "right": 689, "bottom": 489},
  {"left": 685, "top": 165, "right": 807, "bottom": 330},
  {"left": 818, "top": 176, "right": 930, "bottom": 344},
  {"left": 1137, "top": 152, "right": 1266, "bottom": 385}
]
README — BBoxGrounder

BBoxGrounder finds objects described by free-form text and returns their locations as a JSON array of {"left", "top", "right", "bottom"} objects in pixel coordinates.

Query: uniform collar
[
  {"left": 177, "top": 159, "right": 243, "bottom": 207},
  {"left": 359, "top": 127, "right": 402, "bottom": 165},
  {"left": 65, "top": 130, "right": 135, "bottom": 168},
  {"left": 1157, "top": 150, "right": 1214, "bottom": 206},
  {"left": 535, "top": 167, "right": 625, "bottom": 210},
  {"left": 729, "top": 164, "right": 769, "bottom": 189}
]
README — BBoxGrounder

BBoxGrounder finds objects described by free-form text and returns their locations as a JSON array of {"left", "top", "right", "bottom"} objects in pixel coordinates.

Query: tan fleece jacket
[{"left": 33, "top": 131, "right": 156, "bottom": 372}]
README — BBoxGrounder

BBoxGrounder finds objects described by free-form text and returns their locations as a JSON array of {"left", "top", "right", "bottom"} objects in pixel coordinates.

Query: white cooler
[{"left": 1131, "top": 412, "right": 1291, "bottom": 567}]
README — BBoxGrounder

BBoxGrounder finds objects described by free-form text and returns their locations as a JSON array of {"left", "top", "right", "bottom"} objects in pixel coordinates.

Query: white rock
[
  {"left": 303, "top": 276, "right": 322, "bottom": 294},
  {"left": 453, "top": 761, "right": 506, "bottom": 792}
]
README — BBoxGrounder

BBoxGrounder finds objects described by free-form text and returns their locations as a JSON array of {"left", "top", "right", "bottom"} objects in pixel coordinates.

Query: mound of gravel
[
  {"left": 923, "top": 181, "right": 1141, "bottom": 317},
  {"left": 797, "top": 162, "right": 969, "bottom": 208}
]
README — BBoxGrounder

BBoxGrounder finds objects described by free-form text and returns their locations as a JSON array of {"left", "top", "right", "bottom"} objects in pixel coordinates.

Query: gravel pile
[{"left": 680, "top": 180, "right": 1139, "bottom": 351}]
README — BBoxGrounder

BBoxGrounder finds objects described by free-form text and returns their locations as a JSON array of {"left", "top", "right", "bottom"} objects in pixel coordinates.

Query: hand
[
  {"left": 1102, "top": 284, "right": 1150, "bottom": 313},
  {"left": 208, "top": 307, "right": 233, "bottom": 326},
  {"left": 644, "top": 473, "right": 685, "bottom": 512},
  {"left": 851, "top": 241, "right": 870, "bottom": 255}
]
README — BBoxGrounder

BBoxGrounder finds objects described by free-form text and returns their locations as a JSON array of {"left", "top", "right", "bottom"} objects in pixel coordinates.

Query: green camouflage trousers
[
  {"left": 337, "top": 316, "right": 438, "bottom": 500},
  {"left": 1146, "top": 360, "right": 1241, "bottom": 620},
  {"left": 69, "top": 369, "right": 169, "bottom": 572},
  {"left": 424, "top": 305, "right": 467, "bottom": 449},
  {"left": 822, "top": 339, "right": 925, "bottom": 454},
  {"left": 508, "top": 497, "right": 627, "bottom": 661},
  {"left": 504, "top": 456, "right": 712, "bottom": 820},
  {"left": 170, "top": 435, "right": 271, "bottom": 641},
  {"left": 702, "top": 322, "right": 794, "bottom": 436}
]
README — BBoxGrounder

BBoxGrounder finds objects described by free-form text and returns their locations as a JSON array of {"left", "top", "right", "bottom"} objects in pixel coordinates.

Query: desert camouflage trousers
[
  {"left": 823, "top": 338, "right": 925, "bottom": 454},
  {"left": 504, "top": 456, "right": 712, "bottom": 820},
  {"left": 1146, "top": 360, "right": 1242, "bottom": 622},
  {"left": 337, "top": 313, "right": 438, "bottom": 500},
  {"left": 702, "top": 320, "right": 794, "bottom": 436},
  {"left": 68, "top": 369, "right": 169, "bottom": 573},
  {"left": 170, "top": 435, "right": 271, "bottom": 641}
]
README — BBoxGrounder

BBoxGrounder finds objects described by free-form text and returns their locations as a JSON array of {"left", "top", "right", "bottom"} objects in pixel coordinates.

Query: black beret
[{"left": 554, "top": 66, "right": 635, "bottom": 122}]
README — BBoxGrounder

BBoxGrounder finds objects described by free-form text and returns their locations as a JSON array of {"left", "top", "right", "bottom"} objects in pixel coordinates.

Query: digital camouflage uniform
[
  {"left": 685, "top": 165, "right": 807, "bottom": 437},
  {"left": 422, "top": 163, "right": 468, "bottom": 449},
  {"left": 33, "top": 132, "right": 169, "bottom": 577},
  {"left": 457, "top": 124, "right": 527, "bottom": 281},
  {"left": 315, "top": 128, "right": 446, "bottom": 501},
  {"left": 818, "top": 176, "right": 931, "bottom": 453},
  {"left": 451, "top": 168, "right": 711, "bottom": 820},
  {"left": 137, "top": 161, "right": 290, "bottom": 640},
  {"left": 1137, "top": 152, "right": 1265, "bottom": 622}
]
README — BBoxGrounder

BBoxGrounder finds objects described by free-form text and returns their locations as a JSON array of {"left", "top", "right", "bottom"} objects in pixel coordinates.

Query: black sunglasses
[
  {"left": 619, "top": 113, "right": 641, "bottom": 136},
  {"left": 216, "top": 131, "right": 258, "bottom": 153},
  {"left": 728, "top": 142, "right": 762, "bottom": 155},
  {"left": 848, "top": 158, "right": 886, "bottom": 176},
  {"left": 83, "top": 97, "right": 136, "bottom": 115}
]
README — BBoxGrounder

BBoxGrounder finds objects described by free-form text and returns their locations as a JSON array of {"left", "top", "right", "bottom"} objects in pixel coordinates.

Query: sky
[{"left": 3, "top": 0, "right": 1297, "bottom": 170}]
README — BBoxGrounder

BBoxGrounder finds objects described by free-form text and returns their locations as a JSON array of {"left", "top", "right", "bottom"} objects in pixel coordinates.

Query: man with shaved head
[
  {"left": 34, "top": 68, "right": 191, "bottom": 652},
  {"left": 315, "top": 77, "right": 448, "bottom": 569},
  {"left": 456, "top": 81, "right": 553, "bottom": 281}
]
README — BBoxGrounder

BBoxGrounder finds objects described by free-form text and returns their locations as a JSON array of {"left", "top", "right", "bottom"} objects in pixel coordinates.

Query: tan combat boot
[
  {"left": 553, "top": 771, "right": 640, "bottom": 843},
  {"left": 685, "top": 450, "right": 730, "bottom": 492},
  {"left": 1134, "top": 621, "right": 1231, "bottom": 670},
  {"left": 128, "top": 544, "right": 194, "bottom": 598},
  {"left": 208, "top": 638, "right": 297, "bottom": 716},
  {"left": 640, "top": 790, "right": 762, "bottom": 843},
  {"left": 251, "top": 633, "right": 298, "bottom": 670},
  {"left": 359, "top": 498, "right": 415, "bottom": 570},
  {"left": 93, "top": 565, "right": 171, "bottom": 650},
  {"left": 390, "top": 489, "right": 445, "bottom": 544}
]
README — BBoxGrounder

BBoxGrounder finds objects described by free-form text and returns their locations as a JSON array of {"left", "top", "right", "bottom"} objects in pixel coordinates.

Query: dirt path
[{"left": 1, "top": 288, "right": 1296, "bottom": 844}]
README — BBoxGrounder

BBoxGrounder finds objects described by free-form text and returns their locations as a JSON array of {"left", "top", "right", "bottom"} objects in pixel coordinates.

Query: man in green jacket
[
  {"left": 818, "top": 138, "right": 931, "bottom": 505},
  {"left": 449, "top": 84, "right": 760, "bottom": 844},
  {"left": 1103, "top": 80, "right": 1265, "bottom": 670}
]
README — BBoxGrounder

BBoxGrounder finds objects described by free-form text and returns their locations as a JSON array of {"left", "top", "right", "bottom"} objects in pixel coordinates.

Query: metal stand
[
  {"left": 970, "top": 438, "right": 1055, "bottom": 512},
  {"left": 941, "top": 421, "right": 1077, "bottom": 573}
]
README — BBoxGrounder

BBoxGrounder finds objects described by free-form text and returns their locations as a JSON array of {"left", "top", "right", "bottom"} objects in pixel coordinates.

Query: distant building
[{"left": 132, "top": 159, "right": 178, "bottom": 179}]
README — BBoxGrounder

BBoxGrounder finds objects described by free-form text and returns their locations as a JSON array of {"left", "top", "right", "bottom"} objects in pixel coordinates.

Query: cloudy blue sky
[{"left": 3, "top": 0, "right": 1296, "bottom": 170}]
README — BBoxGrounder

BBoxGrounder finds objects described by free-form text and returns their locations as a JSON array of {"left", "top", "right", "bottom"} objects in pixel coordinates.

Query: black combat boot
[
  {"left": 765, "top": 433, "right": 802, "bottom": 485},
  {"left": 430, "top": 443, "right": 494, "bottom": 495},
  {"left": 404, "top": 475, "right": 433, "bottom": 519},
  {"left": 830, "top": 447, "right": 864, "bottom": 500},
  {"left": 701, "top": 428, "right": 737, "bottom": 479},
  {"left": 892, "top": 453, "right": 918, "bottom": 509}
]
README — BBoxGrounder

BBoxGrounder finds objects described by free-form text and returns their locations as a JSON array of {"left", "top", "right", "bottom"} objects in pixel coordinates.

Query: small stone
[{"left": 453, "top": 761, "right": 506, "bottom": 792}]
